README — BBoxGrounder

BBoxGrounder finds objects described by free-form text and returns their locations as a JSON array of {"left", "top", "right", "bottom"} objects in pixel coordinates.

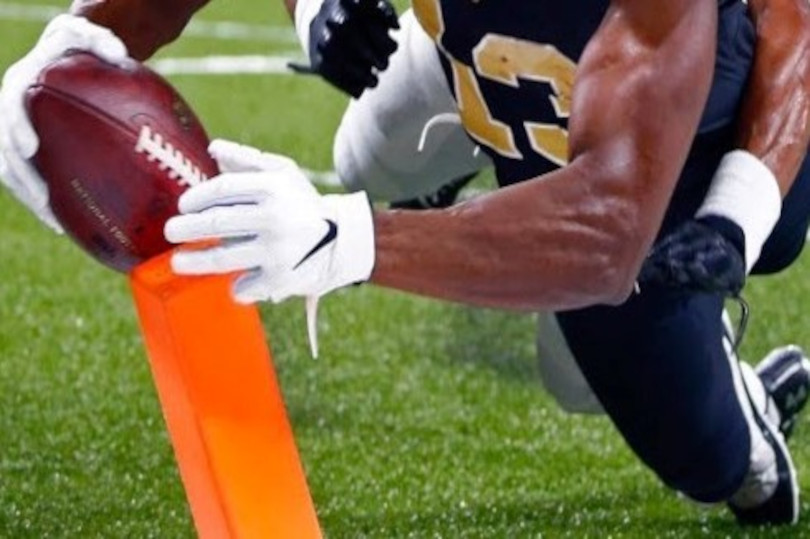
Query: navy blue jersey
[
  {"left": 413, "top": 0, "right": 751, "bottom": 186},
  {"left": 409, "top": 0, "right": 810, "bottom": 509}
]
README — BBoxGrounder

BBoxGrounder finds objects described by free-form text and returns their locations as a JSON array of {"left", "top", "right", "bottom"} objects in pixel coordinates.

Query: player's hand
[
  {"left": 0, "top": 14, "right": 129, "bottom": 232},
  {"left": 293, "top": 0, "right": 399, "bottom": 98},
  {"left": 638, "top": 216, "right": 746, "bottom": 296},
  {"left": 164, "top": 139, "right": 376, "bottom": 304}
]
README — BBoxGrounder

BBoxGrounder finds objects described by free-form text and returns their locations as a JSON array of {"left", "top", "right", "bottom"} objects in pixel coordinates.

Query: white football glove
[
  {"left": 164, "top": 140, "right": 376, "bottom": 356},
  {"left": 0, "top": 14, "right": 129, "bottom": 232}
]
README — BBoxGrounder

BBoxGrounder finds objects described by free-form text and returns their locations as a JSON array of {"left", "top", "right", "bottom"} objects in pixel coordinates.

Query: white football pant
[{"left": 333, "top": 10, "right": 491, "bottom": 202}]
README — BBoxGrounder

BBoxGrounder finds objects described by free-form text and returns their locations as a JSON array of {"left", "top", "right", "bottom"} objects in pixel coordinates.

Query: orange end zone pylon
[{"left": 129, "top": 252, "right": 321, "bottom": 538}]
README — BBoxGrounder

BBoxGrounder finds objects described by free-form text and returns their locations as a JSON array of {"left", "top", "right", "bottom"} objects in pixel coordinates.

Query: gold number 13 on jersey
[{"left": 414, "top": 0, "right": 577, "bottom": 165}]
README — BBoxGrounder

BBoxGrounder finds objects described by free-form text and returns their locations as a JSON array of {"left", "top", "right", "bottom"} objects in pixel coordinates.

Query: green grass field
[{"left": 1, "top": 1, "right": 809, "bottom": 537}]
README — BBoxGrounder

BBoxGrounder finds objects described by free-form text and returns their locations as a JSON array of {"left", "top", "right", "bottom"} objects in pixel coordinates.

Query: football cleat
[
  {"left": 728, "top": 400, "right": 799, "bottom": 526},
  {"left": 728, "top": 347, "right": 806, "bottom": 526},
  {"left": 756, "top": 345, "right": 810, "bottom": 439}
]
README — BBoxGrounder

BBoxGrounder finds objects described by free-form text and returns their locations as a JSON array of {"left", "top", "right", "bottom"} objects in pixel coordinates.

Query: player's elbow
[
  {"left": 592, "top": 228, "right": 643, "bottom": 306},
  {"left": 601, "top": 267, "right": 640, "bottom": 306},
  {"left": 585, "top": 175, "right": 649, "bottom": 306},
  {"left": 595, "top": 262, "right": 637, "bottom": 306}
]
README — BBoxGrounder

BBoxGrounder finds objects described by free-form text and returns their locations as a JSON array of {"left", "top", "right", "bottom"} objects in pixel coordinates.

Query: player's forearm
[
  {"left": 738, "top": 0, "right": 810, "bottom": 194},
  {"left": 371, "top": 0, "right": 717, "bottom": 311},
  {"left": 371, "top": 158, "right": 643, "bottom": 311},
  {"left": 69, "top": 0, "right": 210, "bottom": 60}
]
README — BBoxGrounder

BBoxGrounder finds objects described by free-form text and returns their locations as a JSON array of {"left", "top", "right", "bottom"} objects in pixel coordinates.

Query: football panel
[
  {"left": 28, "top": 86, "right": 186, "bottom": 271},
  {"left": 26, "top": 53, "right": 219, "bottom": 272}
]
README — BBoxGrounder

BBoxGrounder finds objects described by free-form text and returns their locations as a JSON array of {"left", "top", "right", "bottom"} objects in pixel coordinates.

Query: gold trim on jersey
[{"left": 413, "top": 0, "right": 577, "bottom": 165}]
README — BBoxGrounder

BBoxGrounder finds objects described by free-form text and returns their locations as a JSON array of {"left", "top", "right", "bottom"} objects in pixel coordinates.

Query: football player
[
  {"left": 1, "top": 0, "right": 809, "bottom": 529},
  {"left": 160, "top": 0, "right": 810, "bottom": 527},
  {"left": 330, "top": 0, "right": 810, "bottom": 525},
  {"left": 0, "top": 0, "right": 398, "bottom": 230}
]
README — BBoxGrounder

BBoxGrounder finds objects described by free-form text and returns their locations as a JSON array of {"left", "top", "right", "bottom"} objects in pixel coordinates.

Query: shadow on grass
[
  {"left": 320, "top": 492, "right": 783, "bottom": 538},
  {"left": 440, "top": 306, "right": 541, "bottom": 384}
]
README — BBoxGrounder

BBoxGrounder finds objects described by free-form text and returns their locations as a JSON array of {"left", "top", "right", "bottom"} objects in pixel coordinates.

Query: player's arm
[
  {"left": 639, "top": 0, "right": 810, "bottom": 293},
  {"left": 0, "top": 0, "right": 398, "bottom": 233},
  {"left": 0, "top": 0, "right": 211, "bottom": 231},
  {"left": 369, "top": 0, "right": 717, "bottom": 310},
  {"left": 73, "top": 0, "right": 399, "bottom": 95},
  {"left": 739, "top": 0, "right": 810, "bottom": 194},
  {"left": 69, "top": 0, "right": 210, "bottom": 61},
  {"left": 165, "top": 0, "right": 717, "bottom": 312}
]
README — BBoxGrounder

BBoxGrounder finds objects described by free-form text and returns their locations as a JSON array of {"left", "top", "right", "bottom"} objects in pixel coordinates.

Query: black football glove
[
  {"left": 638, "top": 215, "right": 747, "bottom": 296},
  {"left": 291, "top": 0, "right": 399, "bottom": 98}
]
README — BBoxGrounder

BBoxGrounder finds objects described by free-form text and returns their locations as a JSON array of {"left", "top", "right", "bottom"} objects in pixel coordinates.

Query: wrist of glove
[
  {"left": 0, "top": 13, "right": 129, "bottom": 232},
  {"left": 696, "top": 150, "right": 781, "bottom": 273},
  {"left": 638, "top": 150, "right": 782, "bottom": 296},
  {"left": 638, "top": 215, "right": 746, "bottom": 296},
  {"left": 164, "top": 139, "right": 376, "bottom": 305},
  {"left": 293, "top": 0, "right": 398, "bottom": 97}
]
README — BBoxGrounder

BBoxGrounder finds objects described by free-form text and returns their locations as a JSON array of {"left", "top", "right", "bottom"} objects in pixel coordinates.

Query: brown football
[{"left": 26, "top": 52, "right": 218, "bottom": 273}]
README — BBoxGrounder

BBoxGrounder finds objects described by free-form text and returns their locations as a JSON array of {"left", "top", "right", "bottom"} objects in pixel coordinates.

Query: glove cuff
[
  {"left": 696, "top": 150, "right": 781, "bottom": 274},
  {"left": 696, "top": 215, "right": 746, "bottom": 266},
  {"left": 323, "top": 191, "right": 376, "bottom": 287},
  {"left": 294, "top": 0, "right": 323, "bottom": 57}
]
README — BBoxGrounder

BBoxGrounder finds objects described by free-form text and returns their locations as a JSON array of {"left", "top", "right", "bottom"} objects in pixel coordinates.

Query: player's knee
[
  {"left": 752, "top": 233, "right": 805, "bottom": 275},
  {"left": 333, "top": 107, "right": 417, "bottom": 201},
  {"left": 333, "top": 115, "right": 393, "bottom": 199},
  {"left": 646, "top": 423, "right": 748, "bottom": 503},
  {"left": 333, "top": 118, "right": 367, "bottom": 194}
]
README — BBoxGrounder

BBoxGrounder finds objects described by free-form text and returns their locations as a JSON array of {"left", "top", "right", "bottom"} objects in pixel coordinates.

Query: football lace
[{"left": 134, "top": 125, "right": 208, "bottom": 188}]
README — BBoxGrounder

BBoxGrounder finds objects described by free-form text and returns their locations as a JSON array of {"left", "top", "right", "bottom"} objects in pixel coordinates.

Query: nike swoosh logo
[{"left": 294, "top": 219, "right": 338, "bottom": 270}]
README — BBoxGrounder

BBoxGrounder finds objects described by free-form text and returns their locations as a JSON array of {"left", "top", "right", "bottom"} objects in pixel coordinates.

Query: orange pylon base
[{"left": 129, "top": 253, "right": 321, "bottom": 539}]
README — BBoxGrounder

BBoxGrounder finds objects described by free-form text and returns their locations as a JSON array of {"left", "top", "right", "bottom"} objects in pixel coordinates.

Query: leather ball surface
[{"left": 26, "top": 52, "right": 218, "bottom": 272}]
